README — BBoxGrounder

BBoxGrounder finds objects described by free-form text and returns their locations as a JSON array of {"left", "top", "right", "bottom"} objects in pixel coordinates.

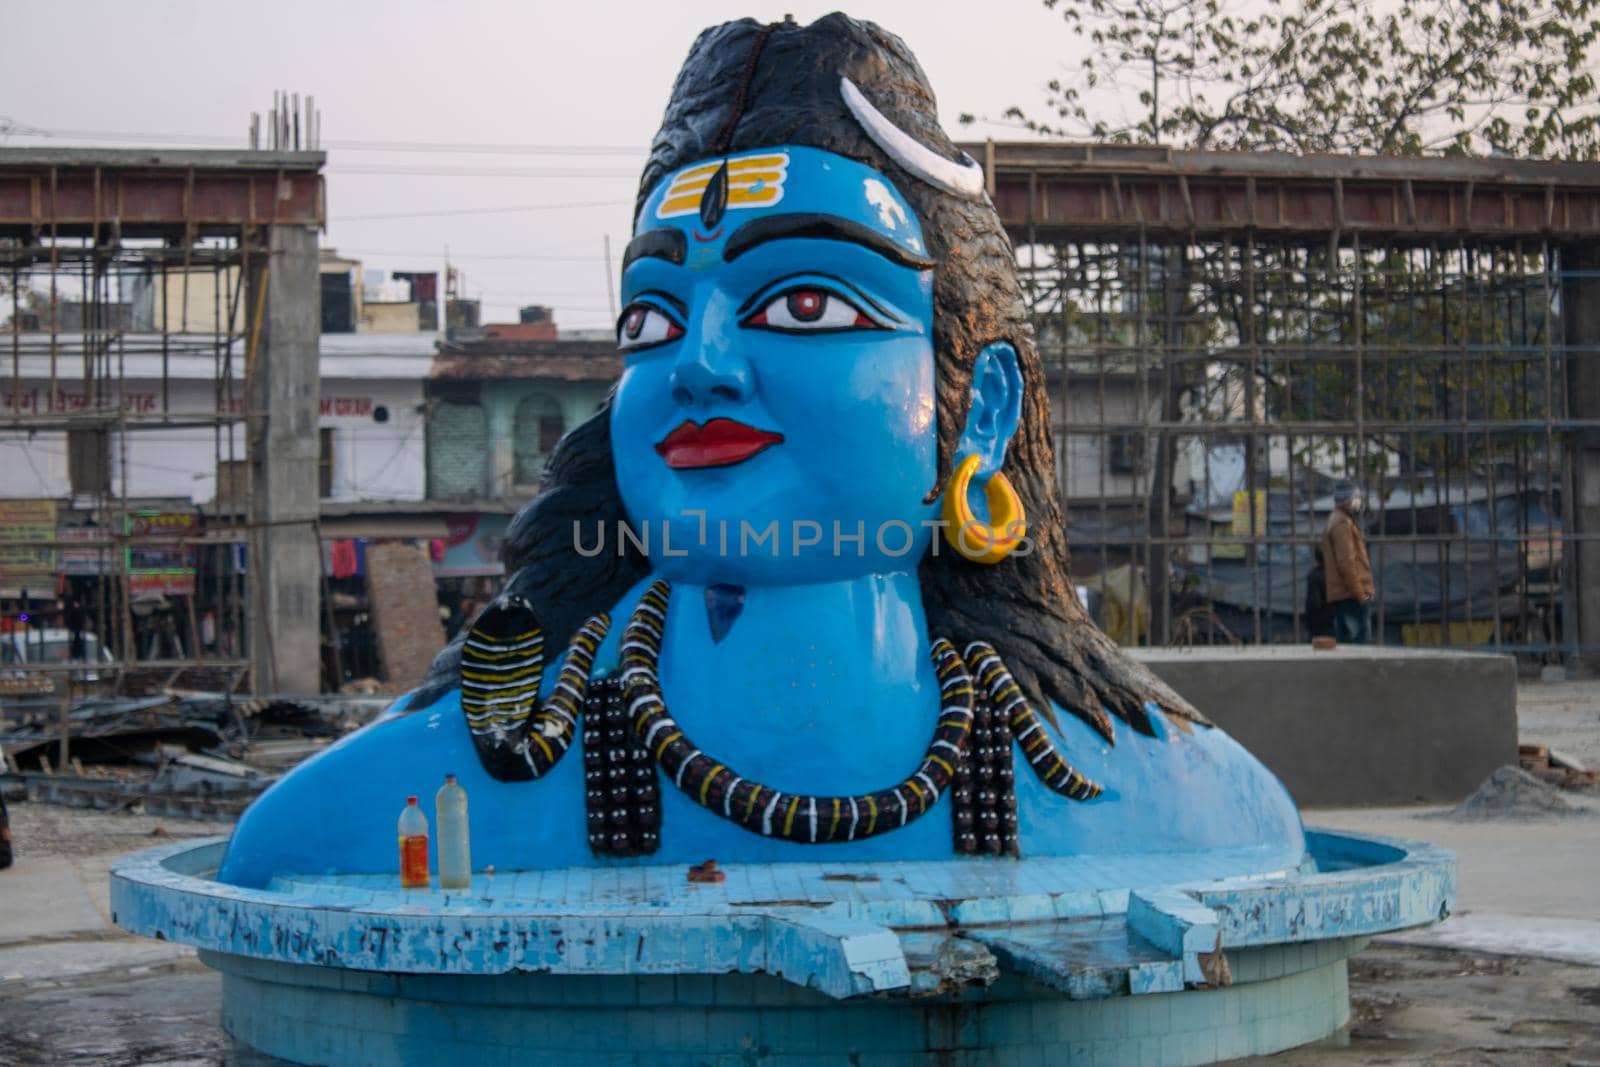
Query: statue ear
[{"left": 957, "top": 342, "right": 1023, "bottom": 476}]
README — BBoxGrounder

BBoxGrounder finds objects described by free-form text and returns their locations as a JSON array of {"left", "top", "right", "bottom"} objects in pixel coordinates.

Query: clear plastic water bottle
[
  {"left": 436, "top": 774, "right": 471, "bottom": 890},
  {"left": 397, "top": 795, "right": 430, "bottom": 889}
]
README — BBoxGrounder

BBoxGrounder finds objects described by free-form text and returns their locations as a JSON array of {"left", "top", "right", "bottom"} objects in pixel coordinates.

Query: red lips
[{"left": 655, "top": 418, "right": 784, "bottom": 469}]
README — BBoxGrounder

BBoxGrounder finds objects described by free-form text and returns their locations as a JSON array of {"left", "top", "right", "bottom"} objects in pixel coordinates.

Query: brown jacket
[{"left": 1322, "top": 507, "right": 1375, "bottom": 603}]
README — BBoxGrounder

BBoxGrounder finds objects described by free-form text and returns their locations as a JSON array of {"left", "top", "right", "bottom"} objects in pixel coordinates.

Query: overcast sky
[{"left": 1, "top": 1, "right": 1086, "bottom": 333}]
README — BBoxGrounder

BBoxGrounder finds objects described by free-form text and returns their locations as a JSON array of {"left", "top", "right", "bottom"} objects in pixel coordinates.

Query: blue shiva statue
[{"left": 219, "top": 14, "right": 1303, "bottom": 887}]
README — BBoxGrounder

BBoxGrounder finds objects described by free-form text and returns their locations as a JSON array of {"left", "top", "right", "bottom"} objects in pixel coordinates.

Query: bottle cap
[
  {"left": 406, "top": 795, "right": 418, "bottom": 804},
  {"left": 445, "top": 774, "right": 456, "bottom": 783}
]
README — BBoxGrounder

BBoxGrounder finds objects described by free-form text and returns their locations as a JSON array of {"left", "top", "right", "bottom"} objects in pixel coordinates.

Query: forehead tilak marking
[
  {"left": 636, "top": 148, "right": 931, "bottom": 272},
  {"left": 655, "top": 154, "right": 789, "bottom": 222},
  {"left": 689, "top": 17, "right": 780, "bottom": 234},
  {"left": 700, "top": 163, "right": 730, "bottom": 229}
]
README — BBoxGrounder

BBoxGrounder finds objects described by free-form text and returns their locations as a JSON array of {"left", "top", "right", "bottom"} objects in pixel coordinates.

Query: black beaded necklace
[
  {"left": 615, "top": 580, "right": 977, "bottom": 845},
  {"left": 463, "top": 583, "right": 1104, "bottom": 861}
]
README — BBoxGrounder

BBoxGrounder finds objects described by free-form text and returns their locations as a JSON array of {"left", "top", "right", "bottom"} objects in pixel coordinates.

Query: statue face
[{"left": 611, "top": 146, "right": 939, "bottom": 584}]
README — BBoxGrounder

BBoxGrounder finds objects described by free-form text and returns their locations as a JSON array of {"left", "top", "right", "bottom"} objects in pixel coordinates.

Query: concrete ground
[{"left": 0, "top": 678, "right": 1596, "bottom": 1066}]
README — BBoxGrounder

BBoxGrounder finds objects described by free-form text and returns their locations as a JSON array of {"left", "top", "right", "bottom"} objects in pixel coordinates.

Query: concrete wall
[
  {"left": 426, "top": 379, "right": 609, "bottom": 501},
  {"left": 360, "top": 302, "right": 422, "bottom": 334},
  {"left": 1132, "top": 646, "right": 1518, "bottom": 806},
  {"left": 319, "top": 378, "right": 425, "bottom": 503},
  {"left": 126, "top": 267, "right": 246, "bottom": 334},
  {"left": 488, "top": 379, "right": 608, "bottom": 498},
  {"left": 0, "top": 366, "right": 424, "bottom": 505}
]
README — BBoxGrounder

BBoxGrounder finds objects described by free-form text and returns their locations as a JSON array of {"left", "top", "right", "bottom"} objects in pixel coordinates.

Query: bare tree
[{"left": 973, "top": 0, "right": 1600, "bottom": 159}]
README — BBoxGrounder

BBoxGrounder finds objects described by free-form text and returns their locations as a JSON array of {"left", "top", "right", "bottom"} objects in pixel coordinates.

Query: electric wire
[
  {"left": 333, "top": 199, "right": 630, "bottom": 222},
  {"left": 330, "top": 164, "right": 638, "bottom": 179},
  {"left": 6, "top": 124, "right": 642, "bottom": 157}
]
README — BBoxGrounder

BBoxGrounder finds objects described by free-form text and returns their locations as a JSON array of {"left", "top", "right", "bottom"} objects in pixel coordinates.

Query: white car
[{"left": 1, "top": 629, "right": 115, "bottom": 694}]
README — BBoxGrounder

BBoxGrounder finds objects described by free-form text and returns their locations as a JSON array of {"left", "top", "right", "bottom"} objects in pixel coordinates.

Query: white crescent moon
[{"left": 840, "top": 77, "right": 986, "bottom": 201}]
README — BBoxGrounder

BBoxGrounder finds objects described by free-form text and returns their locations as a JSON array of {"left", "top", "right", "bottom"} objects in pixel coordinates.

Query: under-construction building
[
  {"left": 0, "top": 146, "right": 326, "bottom": 698},
  {"left": 964, "top": 143, "right": 1600, "bottom": 668}
]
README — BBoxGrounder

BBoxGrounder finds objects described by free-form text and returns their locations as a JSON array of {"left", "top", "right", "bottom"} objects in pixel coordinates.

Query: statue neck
[
  {"left": 660, "top": 571, "right": 931, "bottom": 681},
  {"left": 650, "top": 571, "right": 939, "bottom": 793}
]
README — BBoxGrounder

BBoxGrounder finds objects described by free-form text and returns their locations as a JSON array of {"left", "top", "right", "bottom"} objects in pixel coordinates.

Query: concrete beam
[
  {"left": 960, "top": 140, "right": 1600, "bottom": 243},
  {"left": 248, "top": 224, "right": 322, "bottom": 694},
  {"left": 0, "top": 148, "right": 324, "bottom": 168},
  {"left": 0, "top": 150, "right": 324, "bottom": 239}
]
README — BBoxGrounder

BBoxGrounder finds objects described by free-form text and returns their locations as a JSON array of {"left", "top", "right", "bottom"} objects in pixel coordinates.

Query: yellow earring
[{"left": 941, "top": 453, "right": 1026, "bottom": 564}]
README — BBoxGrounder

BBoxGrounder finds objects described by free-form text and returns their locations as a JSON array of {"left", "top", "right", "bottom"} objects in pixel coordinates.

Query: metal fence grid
[{"left": 1020, "top": 232, "right": 1592, "bottom": 661}]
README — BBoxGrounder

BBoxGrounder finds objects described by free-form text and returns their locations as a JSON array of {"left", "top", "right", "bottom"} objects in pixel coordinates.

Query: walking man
[{"left": 1322, "top": 482, "right": 1375, "bottom": 644}]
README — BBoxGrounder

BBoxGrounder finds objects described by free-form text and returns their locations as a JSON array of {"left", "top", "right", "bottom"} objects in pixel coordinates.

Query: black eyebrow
[
  {"left": 722, "top": 213, "right": 936, "bottom": 270},
  {"left": 633, "top": 288, "right": 687, "bottom": 318},
  {"left": 622, "top": 229, "right": 686, "bottom": 270}
]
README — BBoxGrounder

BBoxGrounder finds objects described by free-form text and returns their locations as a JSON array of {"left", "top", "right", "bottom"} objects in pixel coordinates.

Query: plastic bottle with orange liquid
[{"left": 398, "top": 795, "right": 430, "bottom": 888}]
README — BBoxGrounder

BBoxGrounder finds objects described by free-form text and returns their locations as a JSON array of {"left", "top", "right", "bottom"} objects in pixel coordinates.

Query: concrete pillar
[
  {"left": 1562, "top": 242, "right": 1600, "bottom": 674},
  {"left": 248, "top": 225, "right": 322, "bottom": 693},
  {"left": 488, "top": 390, "right": 515, "bottom": 499}
]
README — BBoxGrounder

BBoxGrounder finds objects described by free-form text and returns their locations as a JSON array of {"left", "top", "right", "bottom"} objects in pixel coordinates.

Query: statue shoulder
[{"left": 401, "top": 570, "right": 660, "bottom": 714}]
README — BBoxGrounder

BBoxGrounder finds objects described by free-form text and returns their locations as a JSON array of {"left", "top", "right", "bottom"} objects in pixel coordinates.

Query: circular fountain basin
[{"left": 112, "top": 831, "right": 1453, "bottom": 1066}]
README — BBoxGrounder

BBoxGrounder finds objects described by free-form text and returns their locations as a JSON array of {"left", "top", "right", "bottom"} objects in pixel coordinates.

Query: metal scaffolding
[
  {"left": 0, "top": 150, "right": 325, "bottom": 744},
  {"left": 1, "top": 239, "right": 251, "bottom": 672},
  {"left": 967, "top": 142, "right": 1600, "bottom": 664}
]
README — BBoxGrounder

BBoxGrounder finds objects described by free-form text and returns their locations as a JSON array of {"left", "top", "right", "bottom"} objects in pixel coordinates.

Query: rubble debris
[
  {"left": 234, "top": 737, "right": 331, "bottom": 771},
  {"left": 17, "top": 772, "right": 256, "bottom": 822},
  {"left": 0, "top": 695, "right": 226, "bottom": 767},
  {"left": 1547, "top": 747, "right": 1591, "bottom": 774},
  {"left": 120, "top": 664, "right": 247, "bottom": 698},
  {"left": 0, "top": 688, "right": 391, "bottom": 819},
  {"left": 1518, "top": 743, "right": 1600, "bottom": 792},
  {"left": 1440, "top": 766, "right": 1584, "bottom": 821},
  {"left": 154, "top": 752, "right": 266, "bottom": 794},
  {"left": 928, "top": 937, "right": 1001, "bottom": 990},
  {"left": 0, "top": 674, "right": 55, "bottom": 696},
  {"left": 0, "top": 691, "right": 385, "bottom": 768}
]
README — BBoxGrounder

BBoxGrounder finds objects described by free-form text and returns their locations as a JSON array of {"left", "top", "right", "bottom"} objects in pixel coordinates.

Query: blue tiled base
[
  {"left": 207, "top": 941, "right": 1356, "bottom": 1067},
  {"left": 115, "top": 834, "right": 1451, "bottom": 1066}
]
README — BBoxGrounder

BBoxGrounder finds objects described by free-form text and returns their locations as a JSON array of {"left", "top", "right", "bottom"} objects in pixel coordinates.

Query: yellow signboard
[
  {"left": 1230, "top": 490, "right": 1267, "bottom": 537},
  {"left": 0, "top": 499, "right": 57, "bottom": 585}
]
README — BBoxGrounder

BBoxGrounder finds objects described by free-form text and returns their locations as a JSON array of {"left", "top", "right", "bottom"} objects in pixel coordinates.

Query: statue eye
[
  {"left": 744, "top": 287, "right": 876, "bottom": 332},
  {"left": 617, "top": 303, "right": 684, "bottom": 351}
]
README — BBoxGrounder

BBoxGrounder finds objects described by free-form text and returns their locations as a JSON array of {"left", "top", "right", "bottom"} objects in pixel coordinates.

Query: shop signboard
[
  {"left": 126, "top": 510, "right": 197, "bottom": 597},
  {"left": 434, "top": 513, "right": 510, "bottom": 578},
  {"left": 1230, "top": 490, "right": 1267, "bottom": 536},
  {"left": 0, "top": 499, "right": 57, "bottom": 587},
  {"left": 58, "top": 526, "right": 113, "bottom": 576}
]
